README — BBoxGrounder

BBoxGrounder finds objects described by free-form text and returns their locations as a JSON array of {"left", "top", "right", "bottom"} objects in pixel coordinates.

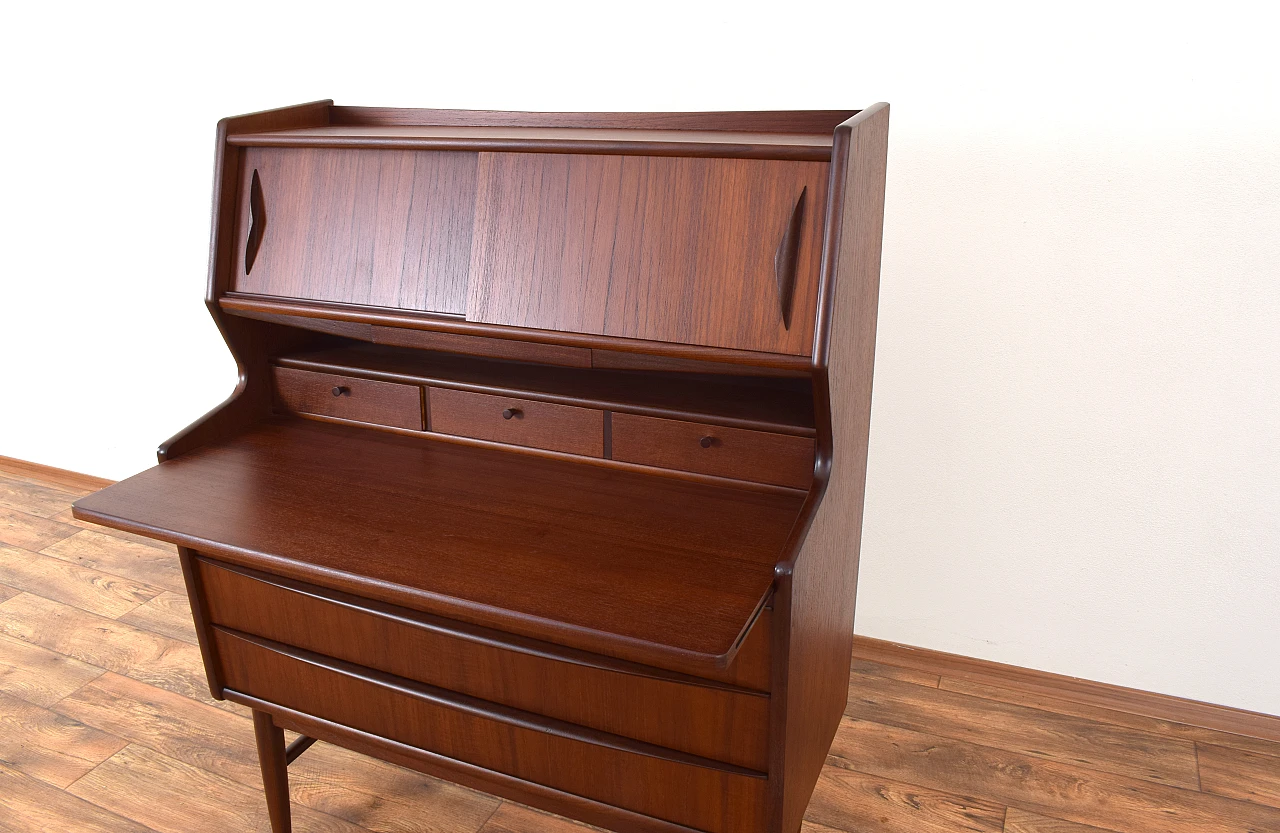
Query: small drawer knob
[
  {"left": 700, "top": 436, "right": 715, "bottom": 449},
  {"left": 332, "top": 386, "right": 350, "bottom": 397},
  {"left": 502, "top": 408, "right": 522, "bottom": 420}
]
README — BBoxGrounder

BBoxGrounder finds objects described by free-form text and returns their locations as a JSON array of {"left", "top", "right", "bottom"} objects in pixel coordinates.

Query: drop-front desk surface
[
  {"left": 72, "top": 100, "right": 889, "bottom": 833},
  {"left": 75, "top": 415, "right": 800, "bottom": 670}
]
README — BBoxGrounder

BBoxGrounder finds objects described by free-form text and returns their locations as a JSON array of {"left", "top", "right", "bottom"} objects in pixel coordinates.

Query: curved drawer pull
[
  {"left": 502, "top": 408, "right": 522, "bottom": 420},
  {"left": 245, "top": 169, "right": 265, "bottom": 275},
  {"left": 699, "top": 436, "right": 716, "bottom": 449},
  {"left": 774, "top": 186, "right": 807, "bottom": 330}
]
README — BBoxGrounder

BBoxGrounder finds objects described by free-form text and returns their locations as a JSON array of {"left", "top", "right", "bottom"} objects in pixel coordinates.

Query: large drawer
[
  {"left": 611, "top": 413, "right": 815, "bottom": 489},
  {"left": 197, "top": 558, "right": 770, "bottom": 770},
  {"left": 214, "top": 628, "right": 767, "bottom": 833},
  {"left": 273, "top": 366, "right": 423, "bottom": 430},
  {"left": 428, "top": 387, "right": 604, "bottom": 457}
]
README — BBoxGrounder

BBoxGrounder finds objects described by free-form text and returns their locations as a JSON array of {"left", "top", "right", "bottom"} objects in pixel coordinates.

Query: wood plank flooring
[{"left": 0, "top": 466, "right": 1276, "bottom": 833}]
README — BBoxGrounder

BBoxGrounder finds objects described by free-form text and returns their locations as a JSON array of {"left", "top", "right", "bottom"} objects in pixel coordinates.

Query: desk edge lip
[{"left": 69, "top": 500, "right": 775, "bottom": 676}]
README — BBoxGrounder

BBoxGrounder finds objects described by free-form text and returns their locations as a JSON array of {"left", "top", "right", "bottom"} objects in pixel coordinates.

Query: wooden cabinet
[{"left": 72, "top": 101, "right": 890, "bottom": 833}]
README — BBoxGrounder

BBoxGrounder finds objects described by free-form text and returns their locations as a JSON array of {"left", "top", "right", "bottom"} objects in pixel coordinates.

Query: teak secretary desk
[{"left": 73, "top": 100, "right": 890, "bottom": 833}]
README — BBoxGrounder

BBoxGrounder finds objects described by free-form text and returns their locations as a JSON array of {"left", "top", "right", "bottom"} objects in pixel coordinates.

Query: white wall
[{"left": 1, "top": 1, "right": 1276, "bottom": 714}]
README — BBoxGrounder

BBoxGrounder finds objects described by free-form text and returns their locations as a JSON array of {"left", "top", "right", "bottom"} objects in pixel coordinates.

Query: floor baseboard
[
  {"left": 852, "top": 635, "right": 1280, "bottom": 743},
  {"left": 0, "top": 455, "right": 115, "bottom": 493}
]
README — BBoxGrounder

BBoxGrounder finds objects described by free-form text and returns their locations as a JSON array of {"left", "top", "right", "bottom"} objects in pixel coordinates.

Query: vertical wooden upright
[
  {"left": 772, "top": 104, "right": 891, "bottom": 833},
  {"left": 252, "top": 709, "right": 292, "bottom": 832}
]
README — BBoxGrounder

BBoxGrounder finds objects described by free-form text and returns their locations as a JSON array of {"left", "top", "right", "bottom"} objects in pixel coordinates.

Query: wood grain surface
[
  {"left": 277, "top": 342, "right": 815, "bottom": 434},
  {"left": 857, "top": 635, "right": 1280, "bottom": 746},
  {"left": 216, "top": 629, "right": 767, "bottom": 833},
  {"left": 324, "top": 106, "right": 857, "bottom": 134},
  {"left": 227, "top": 125, "right": 840, "bottom": 162},
  {"left": 2, "top": 460, "right": 1278, "bottom": 833},
  {"left": 611, "top": 413, "right": 814, "bottom": 489},
  {"left": 829, "top": 718, "right": 1280, "bottom": 833},
  {"left": 466, "top": 152, "right": 827, "bottom": 354},
  {"left": 197, "top": 557, "right": 769, "bottom": 770},
  {"left": 371, "top": 325, "right": 593, "bottom": 367},
  {"left": 1196, "top": 742, "right": 1280, "bottom": 807},
  {"left": 771, "top": 103, "right": 891, "bottom": 833},
  {"left": 73, "top": 417, "right": 799, "bottom": 673},
  {"left": 844, "top": 672, "right": 1202, "bottom": 788},
  {"left": 428, "top": 388, "right": 604, "bottom": 457},
  {"left": 233, "top": 148, "right": 478, "bottom": 314},
  {"left": 273, "top": 365, "right": 424, "bottom": 430},
  {"left": 1001, "top": 809, "right": 1120, "bottom": 832}
]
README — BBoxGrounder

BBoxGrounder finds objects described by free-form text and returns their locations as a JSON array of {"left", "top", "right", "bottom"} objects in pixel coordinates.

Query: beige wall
[{"left": 1, "top": 1, "right": 1276, "bottom": 713}]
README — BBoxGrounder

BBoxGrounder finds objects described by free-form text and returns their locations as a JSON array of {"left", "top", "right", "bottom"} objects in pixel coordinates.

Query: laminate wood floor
[{"left": 0, "top": 465, "right": 1277, "bottom": 833}]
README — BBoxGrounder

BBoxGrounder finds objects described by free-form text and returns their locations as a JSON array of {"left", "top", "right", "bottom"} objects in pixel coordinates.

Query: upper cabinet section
[
  {"left": 223, "top": 107, "right": 851, "bottom": 358},
  {"left": 466, "top": 154, "right": 827, "bottom": 355},
  {"left": 233, "top": 148, "right": 478, "bottom": 314}
]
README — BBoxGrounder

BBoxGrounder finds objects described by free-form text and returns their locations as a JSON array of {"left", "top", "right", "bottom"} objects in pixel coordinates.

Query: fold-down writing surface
[{"left": 72, "top": 418, "right": 801, "bottom": 673}]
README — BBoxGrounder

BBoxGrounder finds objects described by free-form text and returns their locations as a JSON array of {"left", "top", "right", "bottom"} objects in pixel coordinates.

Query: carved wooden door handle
[
  {"left": 245, "top": 169, "right": 265, "bottom": 275},
  {"left": 774, "top": 186, "right": 807, "bottom": 330}
]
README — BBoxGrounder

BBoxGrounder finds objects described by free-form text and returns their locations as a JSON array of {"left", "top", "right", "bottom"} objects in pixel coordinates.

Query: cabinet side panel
[
  {"left": 467, "top": 153, "right": 826, "bottom": 354},
  {"left": 777, "top": 104, "right": 889, "bottom": 833},
  {"left": 233, "top": 148, "right": 477, "bottom": 314}
]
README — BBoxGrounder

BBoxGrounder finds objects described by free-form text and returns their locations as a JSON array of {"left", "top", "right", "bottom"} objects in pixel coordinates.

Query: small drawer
[
  {"left": 429, "top": 388, "right": 603, "bottom": 457},
  {"left": 611, "top": 413, "right": 814, "bottom": 489},
  {"left": 273, "top": 366, "right": 422, "bottom": 430}
]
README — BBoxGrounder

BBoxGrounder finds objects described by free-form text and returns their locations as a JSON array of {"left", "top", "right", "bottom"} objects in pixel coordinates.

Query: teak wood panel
[
  {"left": 466, "top": 153, "right": 828, "bottom": 355},
  {"left": 73, "top": 418, "right": 800, "bottom": 674},
  {"left": 428, "top": 388, "right": 604, "bottom": 457},
  {"left": 371, "top": 326, "right": 593, "bottom": 367},
  {"left": 232, "top": 148, "right": 478, "bottom": 313},
  {"left": 214, "top": 629, "right": 768, "bottom": 833},
  {"left": 773, "top": 104, "right": 891, "bottom": 832},
  {"left": 272, "top": 366, "right": 423, "bottom": 430},
  {"left": 611, "top": 413, "right": 815, "bottom": 490},
  {"left": 196, "top": 557, "right": 769, "bottom": 770}
]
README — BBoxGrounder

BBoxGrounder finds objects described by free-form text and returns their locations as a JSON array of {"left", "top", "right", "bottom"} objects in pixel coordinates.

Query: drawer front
[
  {"left": 197, "top": 558, "right": 769, "bottom": 770},
  {"left": 215, "top": 628, "right": 767, "bottom": 833},
  {"left": 612, "top": 413, "right": 814, "bottom": 489},
  {"left": 429, "top": 387, "right": 603, "bottom": 457},
  {"left": 274, "top": 366, "right": 423, "bottom": 430}
]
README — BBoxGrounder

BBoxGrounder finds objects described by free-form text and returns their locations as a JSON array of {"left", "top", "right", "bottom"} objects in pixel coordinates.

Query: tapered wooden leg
[{"left": 252, "top": 710, "right": 292, "bottom": 832}]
